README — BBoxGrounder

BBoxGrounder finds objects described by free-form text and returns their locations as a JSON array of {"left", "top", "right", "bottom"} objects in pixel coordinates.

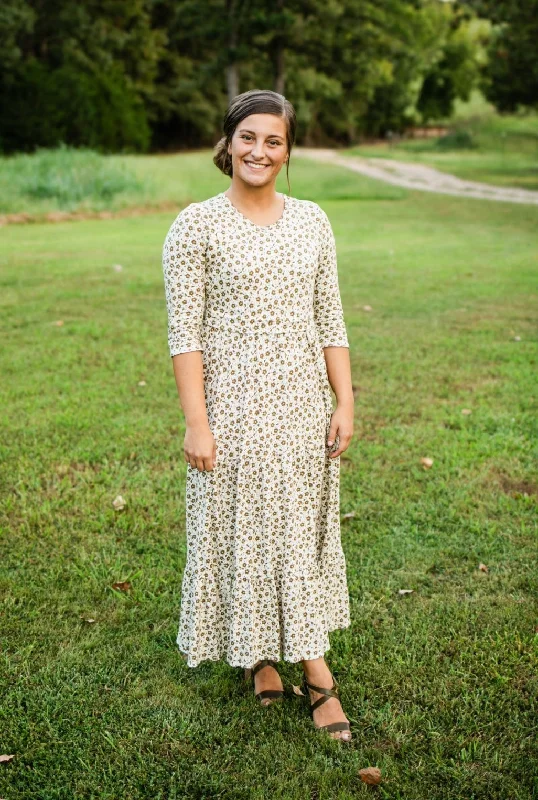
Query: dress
[{"left": 162, "top": 191, "right": 351, "bottom": 669}]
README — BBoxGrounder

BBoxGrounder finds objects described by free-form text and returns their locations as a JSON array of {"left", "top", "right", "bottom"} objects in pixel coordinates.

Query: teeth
[{"left": 245, "top": 162, "right": 267, "bottom": 169}]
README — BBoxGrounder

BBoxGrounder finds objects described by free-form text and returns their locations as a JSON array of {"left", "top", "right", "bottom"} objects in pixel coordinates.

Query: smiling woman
[{"left": 162, "top": 89, "right": 355, "bottom": 743}]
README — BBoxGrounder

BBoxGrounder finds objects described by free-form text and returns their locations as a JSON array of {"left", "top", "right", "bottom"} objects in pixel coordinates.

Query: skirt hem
[{"left": 176, "top": 621, "right": 351, "bottom": 670}]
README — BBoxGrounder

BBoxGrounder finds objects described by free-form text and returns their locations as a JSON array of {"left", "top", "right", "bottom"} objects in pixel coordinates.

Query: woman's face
[{"left": 227, "top": 113, "right": 289, "bottom": 187}]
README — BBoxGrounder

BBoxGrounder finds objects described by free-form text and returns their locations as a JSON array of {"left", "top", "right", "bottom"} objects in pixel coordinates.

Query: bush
[
  {"left": 0, "top": 145, "right": 145, "bottom": 211},
  {"left": 434, "top": 129, "right": 477, "bottom": 150}
]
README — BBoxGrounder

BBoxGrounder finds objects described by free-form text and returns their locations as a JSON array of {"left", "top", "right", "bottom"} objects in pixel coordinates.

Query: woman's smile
[{"left": 243, "top": 160, "right": 270, "bottom": 171}]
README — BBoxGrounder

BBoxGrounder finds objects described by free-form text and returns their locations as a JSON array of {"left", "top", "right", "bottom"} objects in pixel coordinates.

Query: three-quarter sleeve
[
  {"left": 162, "top": 203, "right": 207, "bottom": 357},
  {"left": 313, "top": 206, "right": 350, "bottom": 348}
]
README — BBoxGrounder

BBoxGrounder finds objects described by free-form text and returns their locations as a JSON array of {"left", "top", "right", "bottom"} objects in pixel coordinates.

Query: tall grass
[{"left": 0, "top": 144, "right": 149, "bottom": 214}]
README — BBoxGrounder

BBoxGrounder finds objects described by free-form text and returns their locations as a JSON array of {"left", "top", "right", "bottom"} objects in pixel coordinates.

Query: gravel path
[{"left": 295, "top": 147, "right": 538, "bottom": 206}]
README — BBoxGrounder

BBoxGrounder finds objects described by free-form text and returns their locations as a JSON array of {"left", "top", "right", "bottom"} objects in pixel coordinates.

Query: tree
[{"left": 461, "top": 0, "right": 538, "bottom": 111}]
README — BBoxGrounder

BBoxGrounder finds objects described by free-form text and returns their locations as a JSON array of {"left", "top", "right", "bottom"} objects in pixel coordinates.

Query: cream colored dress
[{"left": 162, "top": 191, "right": 351, "bottom": 669}]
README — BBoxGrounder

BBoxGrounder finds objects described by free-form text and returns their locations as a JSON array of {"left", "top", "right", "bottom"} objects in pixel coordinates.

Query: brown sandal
[
  {"left": 299, "top": 675, "right": 352, "bottom": 741},
  {"left": 244, "top": 659, "right": 285, "bottom": 706}
]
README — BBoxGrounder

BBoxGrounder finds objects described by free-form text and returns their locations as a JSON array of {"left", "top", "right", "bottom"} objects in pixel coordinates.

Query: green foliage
[
  {"left": 462, "top": 0, "right": 538, "bottom": 112},
  {"left": 1, "top": 0, "right": 534, "bottom": 151},
  {"left": 0, "top": 59, "right": 150, "bottom": 154},
  {"left": 0, "top": 145, "right": 145, "bottom": 211},
  {"left": 434, "top": 129, "right": 478, "bottom": 150}
]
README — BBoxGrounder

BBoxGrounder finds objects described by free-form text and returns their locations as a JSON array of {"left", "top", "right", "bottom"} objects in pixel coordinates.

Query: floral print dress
[{"left": 162, "top": 191, "right": 351, "bottom": 669}]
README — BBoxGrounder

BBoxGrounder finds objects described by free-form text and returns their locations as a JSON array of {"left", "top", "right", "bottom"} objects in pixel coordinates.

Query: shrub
[
  {"left": 435, "top": 129, "right": 477, "bottom": 150},
  {"left": 0, "top": 145, "right": 144, "bottom": 211}
]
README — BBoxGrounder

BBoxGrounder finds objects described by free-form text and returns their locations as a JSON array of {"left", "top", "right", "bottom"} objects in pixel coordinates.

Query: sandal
[
  {"left": 298, "top": 674, "right": 352, "bottom": 741},
  {"left": 244, "top": 659, "right": 285, "bottom": 706}
]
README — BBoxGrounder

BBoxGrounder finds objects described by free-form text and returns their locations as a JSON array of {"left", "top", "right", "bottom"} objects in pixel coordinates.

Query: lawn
[
  {"left": 346, "top": 93, "right": 538, "bottom": 192},
  {"left": 1, "top": 153, "right": 537, "bottom": 799}
]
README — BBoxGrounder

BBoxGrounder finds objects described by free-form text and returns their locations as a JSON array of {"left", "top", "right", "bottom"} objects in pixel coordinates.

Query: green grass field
[
  {"left": 1, "top": 153, "right": 537, "bottom": 799},
  {"left": 347, "top": 92, "right": 538, "bottom": 191}
]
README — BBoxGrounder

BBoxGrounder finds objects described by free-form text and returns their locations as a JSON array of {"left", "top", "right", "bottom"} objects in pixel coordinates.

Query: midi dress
[{"left": 162, "top": 191, "right": 351, "bottom": 669}]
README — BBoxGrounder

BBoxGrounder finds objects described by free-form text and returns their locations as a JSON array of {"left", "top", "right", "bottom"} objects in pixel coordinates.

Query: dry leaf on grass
[
  {"left": 461, "top": 408, "right": 472, "bottom": 415},
  {"left": 342, "top": 512, "right": 356, "bottom": 520},
  {"left": 363, "top": 305, "right": 373, "bottom": 311},
  {"left": 53, "top": 320, "right": 64, "bottom": 327},
  {"left": 478, "top": 563, "right": 488, "bottom": 573},
  {"left": 398, "top": 589, "right": 414, "bottom": 595},
  {"left": 112, "top": 495, "right": 126, "bottom": 510},
  {"left": 292, "top": 685, "right": 305, "bottom": 696},
  {"left": 421, "top": 457, "right": 434, "bottom": 469},
  {"left": 111, "top": 581, "right": 132, "bottom": 592},
  {"left": 0, "top": 755, "right": 14, "bottom": 763},
  {"left": 359, "top": 766, "right": 382, "bottom": 785},
  {"left": 138, "top": 380, "right": 146, "bottom": 386}
]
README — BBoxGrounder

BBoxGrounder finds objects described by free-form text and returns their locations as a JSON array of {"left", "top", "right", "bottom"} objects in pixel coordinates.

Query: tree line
[{"left": 0, "top": 0, "right": 535, "bottom": 154}]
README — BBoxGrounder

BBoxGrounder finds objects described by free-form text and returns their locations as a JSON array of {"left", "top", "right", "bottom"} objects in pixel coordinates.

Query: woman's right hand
[{"left": 184, "top": 423, "right": 217, "bottom": 472}]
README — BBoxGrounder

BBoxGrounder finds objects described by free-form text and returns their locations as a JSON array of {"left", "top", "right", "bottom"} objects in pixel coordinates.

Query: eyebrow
[{"left": 238, "top": 129, "right": 285, "bottom": 139}]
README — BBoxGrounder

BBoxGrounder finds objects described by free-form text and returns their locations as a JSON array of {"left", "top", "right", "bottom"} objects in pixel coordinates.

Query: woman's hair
[{"left": 213, "top": 89, "right": 296, "bottom": 194}]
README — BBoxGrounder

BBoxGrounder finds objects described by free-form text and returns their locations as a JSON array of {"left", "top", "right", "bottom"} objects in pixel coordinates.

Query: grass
[
  {"left": 345, "top": 90, "right": 538, "bottom": 191},
  {"left": 1, "top": 153, "right": 537, "bottom": 799}
]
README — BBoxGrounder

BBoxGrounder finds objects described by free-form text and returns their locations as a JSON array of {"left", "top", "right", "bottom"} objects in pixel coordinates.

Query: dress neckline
[{"left": 221, "top": 191, "right": 288, "bottom": 229}]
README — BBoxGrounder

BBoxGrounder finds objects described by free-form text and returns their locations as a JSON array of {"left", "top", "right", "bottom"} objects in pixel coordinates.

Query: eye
[
  {"left": 269, "top": 140, "right": 281, "bottom": 146},
  {"left": 241, "top": 135, "right": 252, "bottom": 141}
]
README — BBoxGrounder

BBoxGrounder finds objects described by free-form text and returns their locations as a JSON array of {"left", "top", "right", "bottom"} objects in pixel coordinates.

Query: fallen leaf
[
  {"left": 81, "top": 617, "right": 96, "bottom": 623},
  {"left": 0, "top": 755, "right": 14, "bottom": 763},
  {"left": 138, "top": 380, "right": 146, "bottom": 386},
  {"left": 513, "top": 336, "right": 521, "bottom": 341},
  {"left": 112, "top": 264, "right": 123, "bottom": 272},
  {"left": 112, "top": 495, "right": 126, "bottom": 511},
  {"left": 342, "top": 512, "right": 356, "bottom": 520},
  {"left": 111, "top": 581, "right": 132, "bottom": 592},
  {"left": 53, "top": 320, "right": 64, "bottom": 327},
  {"left": 359, "top": 766, "right": 382, "bottom": 785},
  {"left": 478, "top": 563, "right": 488, "bottom": 573},
  {"left": 292, "top": 685, "right": 305, "bottom": 696},
  {"left": 363, "top": 305, "right": 373, "bottom": 311},
  {"left": 461, "top": 408, "right": 472, "bottom": 415},
  {"left": 398, "top": 589, "right": 414, "bottom": 595},
  {"left": 421, "top": 457, "right": 434, "bottom": 468}
]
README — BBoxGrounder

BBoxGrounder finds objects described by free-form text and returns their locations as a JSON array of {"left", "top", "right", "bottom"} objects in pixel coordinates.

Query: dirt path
[{"left": 295, "top": 147, "right": 538, "bottom": 206}]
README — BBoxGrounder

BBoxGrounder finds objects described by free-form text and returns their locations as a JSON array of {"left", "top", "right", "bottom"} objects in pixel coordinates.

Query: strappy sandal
[
  {"left": 298, "top": 674, "right": 352, "bottom": 741},
  {"left": 244, "top": 659, "right": 285, "bottom": 706}
]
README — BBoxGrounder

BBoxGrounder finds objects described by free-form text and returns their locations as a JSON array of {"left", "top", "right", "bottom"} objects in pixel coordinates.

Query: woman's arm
[
  {"left": 162, "top": 204, "right": 216, "bottom": 471},
  {"left": 313, "top": 208, "right": 354, "bottom": 457}
]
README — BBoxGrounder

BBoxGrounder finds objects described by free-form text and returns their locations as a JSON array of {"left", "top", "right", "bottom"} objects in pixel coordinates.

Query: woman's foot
[
  {"left": 301, "top": 657, "right": 352, "bottom": 741},
  {"left": 252, "top": 661, "right": 284, "bottom": 706}
]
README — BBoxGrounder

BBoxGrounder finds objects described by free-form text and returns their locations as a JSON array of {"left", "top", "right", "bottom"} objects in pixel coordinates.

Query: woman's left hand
[{"left": 326, "top": 402, "right": 354, "bottom": 458}]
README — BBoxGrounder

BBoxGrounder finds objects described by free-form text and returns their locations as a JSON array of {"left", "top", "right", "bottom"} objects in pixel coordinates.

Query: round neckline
[{"left": 221, "top": 191, "right": 288, "bottom": 229}]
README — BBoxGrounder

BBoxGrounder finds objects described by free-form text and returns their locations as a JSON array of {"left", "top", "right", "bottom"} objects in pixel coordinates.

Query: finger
[
  {"left": 329, "top": 434, "right": 352, "bottom": 458},
  {"left": 327, "top": 427, "right": 339, "bottom": 447}
]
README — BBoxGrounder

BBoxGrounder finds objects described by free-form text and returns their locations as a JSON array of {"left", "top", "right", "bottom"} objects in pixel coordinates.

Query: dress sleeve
[
  {"left": 313, "top": 206, "right": 350, "bottom": 349},
  {"left": 162, "top": 203, "right": 207, "bottom": 357}
]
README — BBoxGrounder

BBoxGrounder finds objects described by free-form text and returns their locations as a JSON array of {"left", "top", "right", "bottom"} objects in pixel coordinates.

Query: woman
[{"left": 162, "top": 89, "right": 355, "bottom": 742}]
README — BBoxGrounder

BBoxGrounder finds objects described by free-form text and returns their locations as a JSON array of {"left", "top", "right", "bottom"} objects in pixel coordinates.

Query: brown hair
[{"left": 213, "top": 89, "right": 296, "bottom": 194}]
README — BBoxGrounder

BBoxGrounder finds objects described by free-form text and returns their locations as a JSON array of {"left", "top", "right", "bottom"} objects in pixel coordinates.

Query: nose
[{"left": 250, "top": 141, "right": 265, "bottom": 160}]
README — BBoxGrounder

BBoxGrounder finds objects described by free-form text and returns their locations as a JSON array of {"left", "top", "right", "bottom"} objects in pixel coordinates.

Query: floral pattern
[{"left": 162, "top": 191, "right": 351, "bottom": 669}]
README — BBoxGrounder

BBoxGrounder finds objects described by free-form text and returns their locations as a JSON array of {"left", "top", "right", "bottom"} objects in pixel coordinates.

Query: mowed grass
[
  {"left": 1, "top": 154, "right": 537, "bottom": 799},
  {"left": 347, "top": 96, "right": 538, "bottom": 192}
]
